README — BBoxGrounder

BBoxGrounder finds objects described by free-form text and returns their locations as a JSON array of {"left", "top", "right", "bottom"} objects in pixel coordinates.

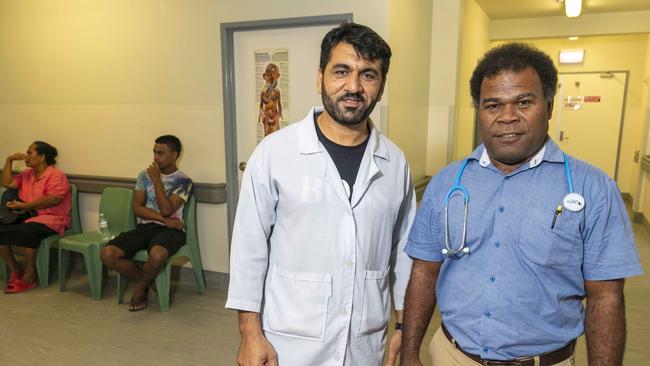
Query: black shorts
[
  {"left": 0, "top": 222, "right": 57, "bottom": 249},
  {"left": 106, "top": 223, "right": 186, "bottom": 259}
]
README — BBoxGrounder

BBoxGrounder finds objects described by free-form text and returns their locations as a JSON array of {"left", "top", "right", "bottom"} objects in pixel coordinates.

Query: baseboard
[
  {"left": 637, "top": 212, "right": 650, "bottom": 235},
  {"left": 177, "top": 266, "right": 229, "bottom": 290},
  {"left": 64, "top": 253, "right": 230, "bottom": 291},
  {"left": 414, "top": 176, "right": 431, "bottom": 202},
  {"left": 621, "top": 192, "right": 633, "bottom": 205}
]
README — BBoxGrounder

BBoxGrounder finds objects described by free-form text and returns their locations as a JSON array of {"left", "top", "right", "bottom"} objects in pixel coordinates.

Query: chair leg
[
  {"left": 58, "top": 248, "right": 67, "bottom": 291},
  {"left": 155, "top": 263, "right": 172, "bottom": 311},
  {"left": 189, "top": 249, "right": 206, "bottom": 294},
  {"left": 36, "top": 241, "right": 51, "bottom": 288},
  {"left": 117, "top": 272, "right": 126, "bottom": 304},
  {"left": 84, "top": 245, "right": 103, "bottom": 300}
]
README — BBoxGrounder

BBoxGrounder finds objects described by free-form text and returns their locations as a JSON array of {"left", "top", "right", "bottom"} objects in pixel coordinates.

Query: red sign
[{"left": 584, "top": 96, "right": 601, "bottom": 102}]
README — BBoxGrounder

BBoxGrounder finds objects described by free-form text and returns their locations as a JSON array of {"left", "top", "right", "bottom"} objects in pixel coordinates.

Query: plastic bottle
[{"left": 98, "top": 213, "right": 111, "bottom": 241}]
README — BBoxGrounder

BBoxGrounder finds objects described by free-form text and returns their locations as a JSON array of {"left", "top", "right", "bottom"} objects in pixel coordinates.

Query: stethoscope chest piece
[{"left": 563, "top": 192, "right": 585, "bottom": 212}]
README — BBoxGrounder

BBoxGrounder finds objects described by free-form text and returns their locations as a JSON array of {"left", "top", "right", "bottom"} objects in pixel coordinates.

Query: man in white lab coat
[{"left": 226, "top": 23, "right": 416, "bottom": 366}]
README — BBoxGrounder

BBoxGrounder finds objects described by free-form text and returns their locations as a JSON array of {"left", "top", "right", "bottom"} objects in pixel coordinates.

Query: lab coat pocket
[
  {"left": 357, "top": 270, "right": 390, "bottom": 336},
  {"left": 519, "top": 205, "right": 583, "bottom": 267},
  {"left": 264, "top": 267, "right": 332, "bottom": 341}
]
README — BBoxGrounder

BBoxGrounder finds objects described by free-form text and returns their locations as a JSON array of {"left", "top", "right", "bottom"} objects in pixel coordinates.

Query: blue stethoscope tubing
[
  {"left": 443, "top": 159, "right": 471, "bottom": 256},
  {"left": 442, "top": 152, "right": 580, "bottom": 256}
]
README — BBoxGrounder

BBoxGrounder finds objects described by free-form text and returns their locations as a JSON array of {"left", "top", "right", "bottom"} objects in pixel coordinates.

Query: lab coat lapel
[
  {"left": 298, "top": 107, "right": 351, "bottom": 207},
  {"left": 351, "top": 122, "right": 388, "bottom": 208}
]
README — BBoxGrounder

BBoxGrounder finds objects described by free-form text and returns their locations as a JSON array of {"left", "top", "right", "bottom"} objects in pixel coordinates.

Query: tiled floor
[{"left": 1, "top": 223, "right": 647, "bottom": 365}]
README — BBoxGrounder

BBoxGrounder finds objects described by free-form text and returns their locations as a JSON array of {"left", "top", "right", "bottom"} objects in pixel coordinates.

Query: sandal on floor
[
  {"left": 128, "top": 287, "right": 149, "bottom": 312},
  {"left": 4, "top": 278, "right": 37, "bottom": 294}
]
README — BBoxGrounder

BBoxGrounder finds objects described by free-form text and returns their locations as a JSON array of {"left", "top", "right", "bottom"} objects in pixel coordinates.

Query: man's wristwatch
[{"left": 394, "top": 322, "right": 403, "bottom": 330}]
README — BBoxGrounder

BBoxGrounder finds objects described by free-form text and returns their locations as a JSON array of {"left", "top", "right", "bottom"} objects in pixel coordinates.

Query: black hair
[
  {"left": 32, "top": 141, "right": 58, "bottom": 165},
  {"left": 155, "top": 135, "right": 182, "bottom": 155},
  {"left": 320, "top": 22, "right": 392, "bottom": 81},
  {"left": 470, "top": 43, "right": 558, "bottom": 107}
]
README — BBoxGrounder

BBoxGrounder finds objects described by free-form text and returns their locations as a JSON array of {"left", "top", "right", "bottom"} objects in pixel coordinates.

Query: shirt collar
[
  {"left": 470, "top": 137, "right": 564, "bottom": 168},
  {"left": 298, "top": 107, "right": 389, "bottom": 160},
  {"left": 27, "top": 165, "right": 55, "bottom": 180}
]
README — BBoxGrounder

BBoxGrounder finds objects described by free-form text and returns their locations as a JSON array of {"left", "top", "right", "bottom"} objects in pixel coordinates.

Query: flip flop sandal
[
  {"left": 128, "top": 287, "right": 149, "bottom": 312},
  {"left": 4, "top": 278, "right": 37, "bottom": 294}
]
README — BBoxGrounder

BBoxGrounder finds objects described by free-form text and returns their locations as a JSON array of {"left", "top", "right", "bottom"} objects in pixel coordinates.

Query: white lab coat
[{"left": 226, "top": 107, "right": 415, "bottom": 366}]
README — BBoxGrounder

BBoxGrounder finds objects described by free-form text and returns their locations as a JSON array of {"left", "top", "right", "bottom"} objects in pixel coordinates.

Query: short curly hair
[{"left": 470, "top": 43, "right": 557, "bottom": 107}]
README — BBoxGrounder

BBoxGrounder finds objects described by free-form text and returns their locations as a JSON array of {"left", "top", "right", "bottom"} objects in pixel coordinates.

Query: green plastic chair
[
  {"left": 58, "top": 187, "right": 135, "bottom": 299},
  {"left": 0, "top": 184, "right": 81, "bottom": 287},
  {"left": 117, "top": 195, "right": 206, "bottom": 311}
]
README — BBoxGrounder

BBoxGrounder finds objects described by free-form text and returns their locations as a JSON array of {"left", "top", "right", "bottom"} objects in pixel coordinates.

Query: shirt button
[
  {"left": 484, "top": 311, "right": 491, "bottom": 318},
  {"left": 494, "top": 241, "right": 500, "bottom": 248},
  {"left": 483, "top": 346, "right": 489, "bottom": 353},
  {"left": 345, "top": 258, "right": 353, "bottom": 267},
  {"left": 340, "top": 308, "right": 348, "bottom": 315},
  {"left": 489, "top": 276, "right": 496, "bottom": 283},
  {"left": 498, "top": 206, "right": 504, "bottom": 213}
]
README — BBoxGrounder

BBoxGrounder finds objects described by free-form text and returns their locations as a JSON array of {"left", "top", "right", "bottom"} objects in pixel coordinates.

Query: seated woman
[{"left": 0, "top": 141, "right": 71, "bottom": 293}]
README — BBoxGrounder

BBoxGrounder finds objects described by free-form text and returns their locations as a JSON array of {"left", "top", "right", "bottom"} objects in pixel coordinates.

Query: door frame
[
  {"left": 555, "top": 70, "right": 629, "bottom": 180},
  {"left": 220, "top": 14, "right": 353, "bottom": 248}
]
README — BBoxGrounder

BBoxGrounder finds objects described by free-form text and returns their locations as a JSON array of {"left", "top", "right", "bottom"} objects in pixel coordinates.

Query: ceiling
[{"left": 474, "top": 0, "right": 650, "bottom": 20}]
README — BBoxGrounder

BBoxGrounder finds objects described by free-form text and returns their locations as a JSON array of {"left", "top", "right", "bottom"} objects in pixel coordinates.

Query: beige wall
[
  {"left": 639, "top": 35, "right": 650, "bottom": 217},
  {"left": 387, "top": 0, "right": 432, "bottom": 181},
  {"left": 0, "top": 0, "right": 391, "bottom": 274},
  {"left": 491, "top": 34, "right": 648, "bottom": 197},
  {"left": 453, "top": 0, "right": 490, "bottom": 160}
]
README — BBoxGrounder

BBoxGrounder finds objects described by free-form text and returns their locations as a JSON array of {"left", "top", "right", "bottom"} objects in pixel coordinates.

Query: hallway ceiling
[{"left": 475, "top": 0, "right": 650, "bottom": 20}]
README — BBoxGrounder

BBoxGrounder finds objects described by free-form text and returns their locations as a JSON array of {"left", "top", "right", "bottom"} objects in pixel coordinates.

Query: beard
[{"left": 321, "top": 83, "right": 378, "bottom": 126}]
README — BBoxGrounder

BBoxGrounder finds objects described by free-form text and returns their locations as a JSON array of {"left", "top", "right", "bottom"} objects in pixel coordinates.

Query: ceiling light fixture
[
  {"left": 565, "top": 0, "right": 582, "bottom": 17},
  {"left": 569, "top": 36, "right": 579, "bottom": 41}
]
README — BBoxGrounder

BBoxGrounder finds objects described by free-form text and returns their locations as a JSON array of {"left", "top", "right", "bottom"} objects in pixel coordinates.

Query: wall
[
  {"left": 640, "top": 35, "right": 650, "bottom": 219},
  {"left": 453, "top": 0, "right": 490, "bottom": 160},
  {"left": 0, "top": 0, "right": 390, "bottom": 274},
  {"left": 492, "top": 34, "right": 648, "bottom": 197},
  {"left": 387, "top": 0, "right": 432, "bottom": 181}
]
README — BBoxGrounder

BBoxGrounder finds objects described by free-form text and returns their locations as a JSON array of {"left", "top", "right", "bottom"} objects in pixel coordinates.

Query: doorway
[
  {"left": 551, "top": 71, "right": 628, "bottom": 180},
  {"left": 220, "top": 14, "right": 353, "bottom": 248}
]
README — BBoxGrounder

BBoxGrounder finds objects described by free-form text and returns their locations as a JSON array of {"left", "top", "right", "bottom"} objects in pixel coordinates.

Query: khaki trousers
[{"left": 428, "top": 327, "right": 575, "bottom": 366}]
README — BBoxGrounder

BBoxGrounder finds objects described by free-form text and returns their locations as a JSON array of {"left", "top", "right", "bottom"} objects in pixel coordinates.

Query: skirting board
[{"left": 414, "top": 176, "right": 431, "bottom": 202}]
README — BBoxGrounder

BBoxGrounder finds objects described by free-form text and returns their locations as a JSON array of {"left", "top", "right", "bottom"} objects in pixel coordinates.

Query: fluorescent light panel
[{"left": 559, "top": 49, "right": 584, "bottom": 64}]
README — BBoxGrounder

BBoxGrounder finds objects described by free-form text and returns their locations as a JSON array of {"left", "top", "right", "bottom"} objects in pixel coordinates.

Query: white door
[
  {"left": 551, "top": 72, "right": 627, "bottom": 179},
  {"left": 233, "top": 25, "right": 333, "bottom": 184}
]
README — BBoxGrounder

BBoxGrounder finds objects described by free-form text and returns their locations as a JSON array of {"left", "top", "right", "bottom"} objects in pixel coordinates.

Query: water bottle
[{"left": 98, "top": 213, "right": 111, "bottom": 241}]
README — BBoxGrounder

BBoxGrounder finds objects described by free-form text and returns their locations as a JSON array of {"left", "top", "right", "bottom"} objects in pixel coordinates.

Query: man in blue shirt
[{"left": 400, "top": 43, "right": 643, "bottom": 366}]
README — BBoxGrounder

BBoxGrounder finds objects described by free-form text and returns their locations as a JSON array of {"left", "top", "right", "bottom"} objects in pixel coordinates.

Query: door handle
[
  {"left": 559, "top": 131, "right": 569, "bottom": 141},
  {"left": 239, "top": 161, "right": 247, "bottom": 171}
]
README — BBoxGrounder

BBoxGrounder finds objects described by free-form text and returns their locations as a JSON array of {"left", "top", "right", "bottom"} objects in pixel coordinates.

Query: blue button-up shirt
[{"left": 405, "top": 139, "right": 643, "bottom": 360}]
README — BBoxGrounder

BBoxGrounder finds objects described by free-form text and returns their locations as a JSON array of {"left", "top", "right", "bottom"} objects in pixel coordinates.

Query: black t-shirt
[{"left": 314, "top": 112, "right": 369, "bottom": 200}]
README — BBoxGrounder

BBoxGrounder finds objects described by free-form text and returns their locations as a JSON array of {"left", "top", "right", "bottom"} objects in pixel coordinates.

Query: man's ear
[
  {"left": 547, "top": 100, "right": 554, "bottom": 120},
  {"left": 316, "top": 68, "right": 323, "bottom": 95}
]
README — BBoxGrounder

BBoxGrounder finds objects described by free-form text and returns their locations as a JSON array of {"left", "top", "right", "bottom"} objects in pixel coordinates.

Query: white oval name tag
[{"left": 563, "top": 193, "right": 585, "bottom": 212}]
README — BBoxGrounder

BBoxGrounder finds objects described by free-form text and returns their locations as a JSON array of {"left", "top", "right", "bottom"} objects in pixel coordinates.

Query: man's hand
[
  {"left": 146, "top": 162, "right": 162, "bottom": 182},
  {"left": 385, "top": 329, "right": 402, "bottom": 366},
  {"left": 6, "top": 153, "right": 27, "bottom": 163},
  {"left": 6, "top": 200, "right": 26, "bottom": 210},
  {"left": 162, "top": 217, "right": 185, "bottom": 230},
  {"left": 237, "top": 332, "right": 278, "bottom": 366}
]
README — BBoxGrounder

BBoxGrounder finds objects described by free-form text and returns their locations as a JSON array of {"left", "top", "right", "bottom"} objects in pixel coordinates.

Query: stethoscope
[{"left": 442, "top": 152, "right": 585, "bottom": 256}]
